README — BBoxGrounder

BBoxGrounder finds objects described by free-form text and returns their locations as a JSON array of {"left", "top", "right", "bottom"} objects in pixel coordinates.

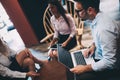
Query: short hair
[{"left": 74, "top": 0, "right": 100, "bottom": 12}]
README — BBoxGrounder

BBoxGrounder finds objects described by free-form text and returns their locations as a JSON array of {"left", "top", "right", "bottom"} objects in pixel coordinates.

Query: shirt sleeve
[
  {"left": 0, "top": 64, "right": 26, "bottom": 78},
  {"left": 4, "top": 43, "right": 17, "bottom": 57},
  {"left": 50, "top": 16, "right": 59, "bottom": 39},
  {"left": 91, "top": 22, "right": 120, "bottom": 71},
  {"left": 67, "top": 14, "right": 76, "bottom": 38}
]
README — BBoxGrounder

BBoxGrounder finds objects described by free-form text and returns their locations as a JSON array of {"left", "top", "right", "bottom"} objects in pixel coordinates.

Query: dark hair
[
  {"left": 74, "top": 0, "right": 100, "bottom": 12},
  {"left": 48, "top": 0, "right": 70, "bottom": 27}
]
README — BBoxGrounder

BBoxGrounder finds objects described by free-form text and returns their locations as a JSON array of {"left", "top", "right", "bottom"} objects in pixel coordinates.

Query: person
[
  {"left": 100, "top": 0, "right": 120, "bottom": 21},
  {"left": 69, "top": 0, "right": 120, "bottom": 80},
  {"left": 48, "top": 0, "right": 77, "bottom": 51},
  {"left": 0, "top": 37, "right": 46, "bottom": 80}
]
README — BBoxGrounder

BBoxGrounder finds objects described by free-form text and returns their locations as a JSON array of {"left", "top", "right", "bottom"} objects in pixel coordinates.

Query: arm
[
  {"left": 67, "top": 14, "right": 76, "bottom": 38},
  {"left": 62, "top": 14, "right": 76, "bottom": 47},
  {"left": 50, "top": 38, "right": 58, "bottom": 47},
  {"left": 0, "top": 64, "right": 26, "bottom": 78},
  {"left": 70, "top": 64, "right": 93, "bottom": 74},
  {"left": 0, "top": 64, "right": 40, "bottom": 78},
  {"left": 49, "top": 16, "right": 59, "bottom": 46},
  {"left": 83, "top": 42, "right": 96, "bottom": 58},
  {"left": 91, "top": 25, "right": 119, "bottom": 71},
  {"left": 21, "top": 48, "right": 45, "bottom": 64},
  {"left": 70, "top": 43, "right": 95, "bottom": 74}
]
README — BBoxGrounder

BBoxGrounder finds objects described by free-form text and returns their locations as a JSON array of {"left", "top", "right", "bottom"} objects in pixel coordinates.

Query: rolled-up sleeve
[
  {"left": 53, "top": 27, "right": 59, "bottom": 39},
  {"left": 91, "top": 23, "right": 119, "bottom": 71},
  {"left": 67, "top": 14, "right": 76, "bottom": 38},
  {"left": 0, "top": 64, "right": 26, "bottom": 78},
  {"left": 50, "top": 16, "right": 59, "bottom": 39}
]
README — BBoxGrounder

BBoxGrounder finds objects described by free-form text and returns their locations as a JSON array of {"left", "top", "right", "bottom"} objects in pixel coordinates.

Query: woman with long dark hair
[{"left": 48, "top": 0, "right": 77, "bottom": 51}]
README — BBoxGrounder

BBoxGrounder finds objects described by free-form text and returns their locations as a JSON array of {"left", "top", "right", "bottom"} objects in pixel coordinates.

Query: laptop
[
  {"left": 57, "top": 44, "right": 95, "bottom": 80},
  {"left": 57, "top": 44, "right": 95, "bottom": 68}
]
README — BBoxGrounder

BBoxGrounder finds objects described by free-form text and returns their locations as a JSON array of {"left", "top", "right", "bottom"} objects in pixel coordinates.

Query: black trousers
[
  {"left": 75, "top": 59, "right": 120, "bottom": 80},
  {"left": 75, "top": 68, "right": 120, "bottom": 80}
]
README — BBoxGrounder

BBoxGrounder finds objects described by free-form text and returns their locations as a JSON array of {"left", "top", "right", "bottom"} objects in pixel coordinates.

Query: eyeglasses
[{"left": 75, "top": 9, "right": 84, "bottom": 14}]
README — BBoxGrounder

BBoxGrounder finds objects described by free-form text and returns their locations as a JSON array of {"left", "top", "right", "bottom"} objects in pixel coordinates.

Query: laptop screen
[{"left": 57, "top": 44, "right": 74, "bottom": 68}]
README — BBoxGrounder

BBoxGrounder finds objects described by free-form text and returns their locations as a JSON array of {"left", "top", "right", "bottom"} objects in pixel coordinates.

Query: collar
[{"left": 91, "top": 12, "right": 102, "bottom": 28}]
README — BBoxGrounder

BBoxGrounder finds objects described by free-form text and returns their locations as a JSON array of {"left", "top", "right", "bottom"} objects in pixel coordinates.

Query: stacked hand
[{"left": 26, "top": 71, "right": 40, "bottom": 77}]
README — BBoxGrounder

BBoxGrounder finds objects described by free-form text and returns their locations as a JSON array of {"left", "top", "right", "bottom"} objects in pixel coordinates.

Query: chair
[
  {"left": 66, "top": 0, "right": 84, "bottom": 50},
  {"left": 40, "top": 6, "right": 54, "bottom": 43}
]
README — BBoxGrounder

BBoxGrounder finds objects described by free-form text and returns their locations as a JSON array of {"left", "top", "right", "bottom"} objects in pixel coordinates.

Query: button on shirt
[
  {"left": 90, "top": 12, "right": 120, "bottom": 71},
  {"left": 50, "top": 14, "right": 76, "bottom": 38}
]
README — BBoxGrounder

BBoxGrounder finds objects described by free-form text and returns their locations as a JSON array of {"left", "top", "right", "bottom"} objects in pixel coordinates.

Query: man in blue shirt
[{"left": 70, "top": 0, "right": 120, "bottom": 80}]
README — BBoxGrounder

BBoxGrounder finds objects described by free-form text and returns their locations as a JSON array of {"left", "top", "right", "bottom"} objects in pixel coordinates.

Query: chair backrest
[
  {"left": 43, "top": 7, "right": 54, "bottom": 35},
  {"left": 40, "top": 6, "right": 54, "bottom": 43},
  {"left": 66, "top": 0, "right": 84, "bottom": 35}
]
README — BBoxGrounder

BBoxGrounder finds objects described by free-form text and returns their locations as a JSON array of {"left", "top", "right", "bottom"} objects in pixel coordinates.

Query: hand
[
  {"left": 70, "top": 64, "right": 92, "bottom": 74},
  {"left": 48, "top": 49, "right": 58, "bottom": 58},
  {"left": 70, "top": 65, "right": 86, "bottom": 74},
  {"left": 62, "top": 41, "right": 68, "bottom": 47},
  {"left": 83, "top": 47, "right": 94, "bottom": 58},
  {"left": 83, "top": 49, "right": 91, "bottom": 58},
  {"left": 21, "top": 48, "right": 33, "bottom": 58},
  {"left": 26, "top": 71, "right": 40, "bottom": 77}
]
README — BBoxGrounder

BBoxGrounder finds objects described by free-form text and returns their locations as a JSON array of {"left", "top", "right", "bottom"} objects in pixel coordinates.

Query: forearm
[
  {"left": 64, "top": 37, "right": 72, "bottom": 44},
  {"left": 70, "top": 64, "right": 93, "bottom": 74},
  {"left": 50, "top": 38, "right": 58, "bottom": 46},
  {"left": 84, "top": 64, "right": 93, "bottom": 72},
  {"left": 0, "top": 64, "right": 26, "bottom": 78},
  {"left": 19, "top": 49, "right": 41, "bottom": 64}
]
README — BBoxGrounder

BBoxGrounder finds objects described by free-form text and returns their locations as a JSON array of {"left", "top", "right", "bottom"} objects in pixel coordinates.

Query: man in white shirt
[{"left": 70, "top": 0, "right": 120, "bottom": 80}]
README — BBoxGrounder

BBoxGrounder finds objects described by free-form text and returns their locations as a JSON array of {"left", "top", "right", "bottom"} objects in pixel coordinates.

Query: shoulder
[
  {"left": 97, "top": 13, "right": 119, "bottom": 33},
  {"left": 98, "top": 12, "right": 113, "bottom": 23}
]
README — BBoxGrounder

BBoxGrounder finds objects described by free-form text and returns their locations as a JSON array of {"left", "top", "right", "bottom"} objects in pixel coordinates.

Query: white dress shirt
[
  {"left": 90, "top": 12, "right": 120, "bottom": 71},
  {"left": 100, "top": 0, "right": 120, "bottom": 21}
]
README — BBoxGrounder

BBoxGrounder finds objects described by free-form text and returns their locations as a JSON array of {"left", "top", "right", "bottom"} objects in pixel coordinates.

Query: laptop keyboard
[{"left": 74, "top": 51, "right": 86, "bottom": 65}]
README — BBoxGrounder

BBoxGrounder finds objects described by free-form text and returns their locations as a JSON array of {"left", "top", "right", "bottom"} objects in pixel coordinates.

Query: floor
[{"left": 0, "top": 26, "right": 93, "bottom": 80}]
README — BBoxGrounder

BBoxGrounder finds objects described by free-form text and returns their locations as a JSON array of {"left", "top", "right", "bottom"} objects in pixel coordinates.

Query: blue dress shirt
[{"left": 90, "top": 12, "right": 120, "bottom": 71}]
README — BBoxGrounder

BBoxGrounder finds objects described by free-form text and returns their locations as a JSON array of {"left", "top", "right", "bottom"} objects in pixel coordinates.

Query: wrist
[
  {"left": 85, "top": 64, "right": 93, "bottom": 72},
  {"left": 26, "top": 73, "right": 29, "bottom": 77}
]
